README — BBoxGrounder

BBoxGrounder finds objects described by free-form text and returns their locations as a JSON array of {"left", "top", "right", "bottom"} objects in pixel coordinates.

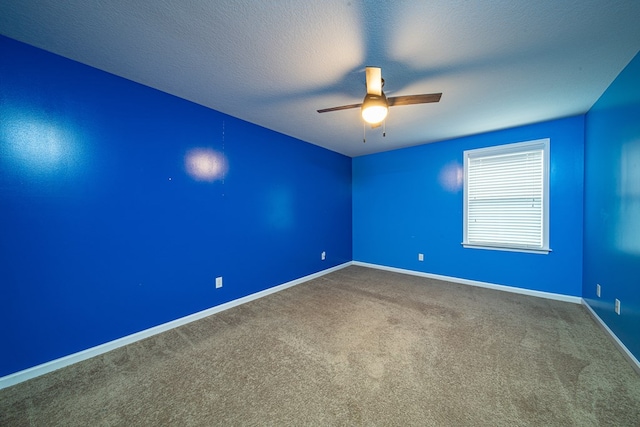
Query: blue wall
[
  {"left": 584, "top": 52, "right": 640, "bottom": 361},
  {"left": 0, "top": 36, "right": 352, "bottom": 377},
  {"left": 353, "top": 116, "right": 585, "bottom": 296}
]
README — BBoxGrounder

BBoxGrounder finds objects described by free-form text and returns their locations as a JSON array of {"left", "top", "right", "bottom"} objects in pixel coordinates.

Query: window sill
[{"left": 462, "top": 243, "right": 551, "bottom": 255}]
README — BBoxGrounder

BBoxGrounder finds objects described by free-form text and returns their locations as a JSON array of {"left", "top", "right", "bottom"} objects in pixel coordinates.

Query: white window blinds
[{"left": 463, "top": 139, "right": 550, "bottom": 253}]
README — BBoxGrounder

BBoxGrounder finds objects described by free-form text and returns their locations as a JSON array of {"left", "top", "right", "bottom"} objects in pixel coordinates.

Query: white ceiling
[{"left": 1, "top": 1, "right": 639, "bottom": 157}]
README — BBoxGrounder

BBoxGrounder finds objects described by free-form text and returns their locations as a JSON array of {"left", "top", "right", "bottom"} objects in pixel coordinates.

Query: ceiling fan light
[{"left": 361, "top": 93, "right": 388, "bottom": 124}]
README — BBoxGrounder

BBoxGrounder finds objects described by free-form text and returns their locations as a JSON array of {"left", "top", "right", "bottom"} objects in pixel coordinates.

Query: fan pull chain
[
  {"left": 363, "top": 122, "right": 366, "bottom": 143},
  {"left": 383, "top": 120, "right": 386, "bottom": 137}
]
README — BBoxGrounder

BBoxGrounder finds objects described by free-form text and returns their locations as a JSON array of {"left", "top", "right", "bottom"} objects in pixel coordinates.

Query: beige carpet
[{"left": 2, "top": 266, "right": 639, "bottom": 426}]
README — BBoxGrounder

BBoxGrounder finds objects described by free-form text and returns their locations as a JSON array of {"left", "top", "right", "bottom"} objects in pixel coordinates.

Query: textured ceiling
[{"left": 1, "top": 0, "right": 639, "bottom": 157}]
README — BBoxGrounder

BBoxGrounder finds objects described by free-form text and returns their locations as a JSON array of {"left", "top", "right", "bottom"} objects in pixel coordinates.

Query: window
[{"left": 463, "top": 139, "right": 550, "bottom": 254}]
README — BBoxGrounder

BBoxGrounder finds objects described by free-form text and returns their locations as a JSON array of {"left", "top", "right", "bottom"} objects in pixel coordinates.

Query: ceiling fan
[{"left": 317, "top": 67, "right": 442, "bottom": 127}]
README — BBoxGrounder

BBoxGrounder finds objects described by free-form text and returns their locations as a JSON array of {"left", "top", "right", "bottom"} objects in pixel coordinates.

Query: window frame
[{"left": 462, "top": 138, "right": 551, "bottom": 254}]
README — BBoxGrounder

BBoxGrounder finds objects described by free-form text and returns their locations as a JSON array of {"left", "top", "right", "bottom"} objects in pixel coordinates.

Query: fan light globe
[{"left": 361, "top": 93, "right": 388, "bottom": 124}]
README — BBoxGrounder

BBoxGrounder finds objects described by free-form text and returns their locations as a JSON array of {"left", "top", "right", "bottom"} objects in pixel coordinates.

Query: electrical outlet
[
  {"left": 215, "top": 277, "right": 223, "bottom": 289},
  {"left": 321, "top": 251, "right": 326, "bottom": 260},
  {"left": 418, "top": 253, "right": 424, "bottom": 261},
  {"left": 596, "top": 284, "right": 601, "bottom": 297},
  {"left": 615, "top": 299, "right": 621, "bottom": 315}
]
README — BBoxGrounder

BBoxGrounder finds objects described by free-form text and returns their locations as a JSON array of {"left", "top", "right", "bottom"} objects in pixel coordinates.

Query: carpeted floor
[{"left": 2, "top": 266, "right": 639, "bottom": 426}]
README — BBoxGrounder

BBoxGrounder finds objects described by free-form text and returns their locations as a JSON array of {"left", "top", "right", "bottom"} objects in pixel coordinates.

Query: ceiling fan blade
[
  {"left": 388, "top": 93, "right": 442, "bottom": 107},
  {"left": 365, "top": 67, "right": 382, "bottom": 96},
  {"left": 317, "top": 102, "right": 362, "bottom": 113}
]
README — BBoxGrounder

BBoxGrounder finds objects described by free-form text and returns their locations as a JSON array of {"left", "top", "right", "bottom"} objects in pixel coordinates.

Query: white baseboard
[
  {"left": 582, "top": 300, "right": 640, "bottom": 375},
  {"left": 0, "top": 262, "right": 352, "bottom": 390},
  {"left": 352, "top": 261, "right": 583, "bottom": 304}
]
